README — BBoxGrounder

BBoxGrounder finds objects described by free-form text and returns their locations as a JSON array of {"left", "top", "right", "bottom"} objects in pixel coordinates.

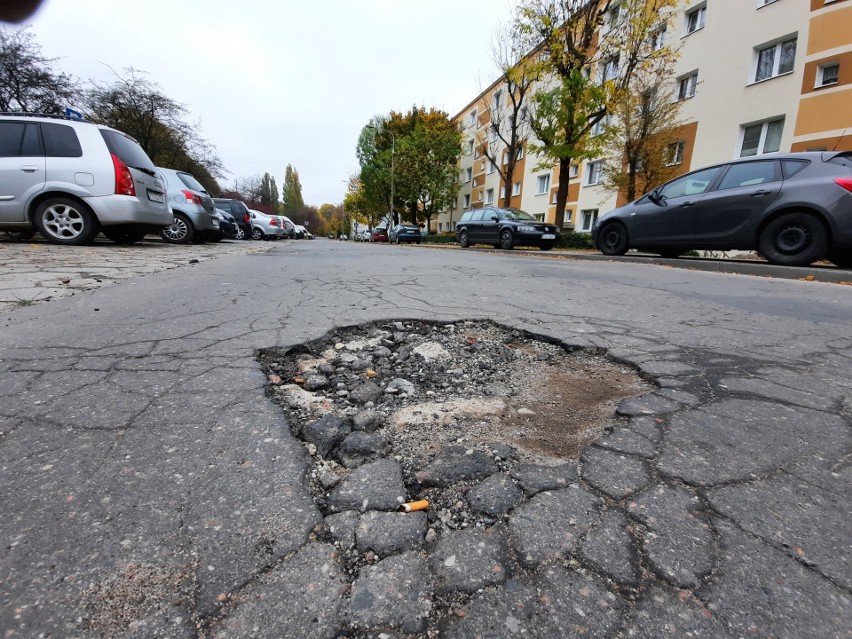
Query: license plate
[
  {"left": 147, "top": 190, "right": 165, "bottom": 203},
  {"left": 541, "top": 233, "right": 556, "bottom": 240}
]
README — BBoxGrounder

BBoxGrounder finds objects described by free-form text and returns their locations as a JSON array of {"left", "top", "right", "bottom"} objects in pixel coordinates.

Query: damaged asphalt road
[{"left": 0, "top": 239, "right": 850, "bottom": 638}]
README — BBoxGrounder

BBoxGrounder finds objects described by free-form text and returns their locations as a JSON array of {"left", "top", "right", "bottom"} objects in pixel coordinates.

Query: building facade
[{"left": 435, "top": 0, "right": 852, "bottom": 235}]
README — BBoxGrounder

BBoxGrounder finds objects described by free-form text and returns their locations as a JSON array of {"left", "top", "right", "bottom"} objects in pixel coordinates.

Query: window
[
  {"left": 782, "top": 160, "right": 808, "bottom": 178},
  {"left": 471, "top": 210, "right": 484, "bottom": 221},
  {"left": 740, "top": 118, "right": 784, "bottom": 156},
  {"left": 601, "top": 55, "right": 620, "bottom": 83},
  {"left": 467, "top": 139, "right": 474, "bottom": 155},
  {"left": 755, "top": 37, "right": 797, "bottom": 82},
  {"left": 42, "top": 123, "right": 83, "bottom": 157},
  {"left": 678, "top": 72, "right": 698, "bottom": 100},
  {"left": 580, "top": 209, "right": 599, "bottom": 232},
  {"left": 463, "top": 194, "right": 471, "bottom": 208},
  {"left": 516, "top": 146, "right": 525, "bottom": 160},
  {"left": 465, "top": 167, "right": 472, "bottom": 183},
  {"left": 650, "top": 24, "right": 667, "bottom": 50},
  {"left": 493, "top": 90, "right": 503, "bottom": 110},
  {"left": 490, "top": 125, "right": 499, "bottom": 143},
  {"left": 468, "top": 109, "right": 477, "bottom": 127},
  {"left": 586, "top": 161, "right": 602, "bottom": 185},
  {"left": 607, "top": 3, "right": 622, "bottom": 30},
  {"left": 718, "top": 161, "right": 778, "bottom": 190},
  {"left": 591, "top": 116, "right": 610, "bottom": 136},
  {"left": 659, "top": 167, "right": 722, "bottom": 199},
  {"left": 537, "top": 174, "right": 551, "bottom": 194},
  {"left": 478, "top": 191, "right": 483, "bottom": 201},
  {"left": 0, "top": 121, "right": 41, "bottom": 157},
  {"left": 487, "top": 159, "right": 496, "bottom": 174},
  {"left": 512, "top": 182, "right": 521, "bottom": 196},
  {"left": 686, "top": 5, "right": 705, "bottom": 34},
  {"left": 817, "top": 62, "right": 839, "bottom": 87},
  {"left": 569, "top": 164, "right": 579, "bottom": 178},
  {"left": 665, "top": 141, "right": 685, "bottom": 165},
  {"left": 565, "top": 209, "right": 573, "bottom": 224},
  {"left": 485, "top": 188, "right": 495, "bottom": 204}
]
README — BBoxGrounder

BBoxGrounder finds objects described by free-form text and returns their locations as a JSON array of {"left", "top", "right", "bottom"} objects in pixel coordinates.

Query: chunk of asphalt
[
  {"left": 349, "top": 552, "right": 433, "bottom": 634},
  {"left": 429, "top": 525, "right": 511, "bottom": 594},
  {"left": 596, "top": 426, "right": 658, "bottom": 459},
  {"left": 335, "top": 431, "right": 391, "bottom": 469},
  {"left": 416, "top": 445, "right": 498, "bottom": 488},
  {"left": 578, "top": 509, "right": 641, "bottom": 587},
  {"left": 327, "top": 458, "right": 405, "bottom": 513},
  {"left": 355, "top": 510, "right": 427, "bottom": 556},
  {"left": 508, "top": 486, "right": 601, "bottom": 569},
  {"left": 581, "top": 446, "right": 652, "bottom": 500},
  {"left": 509, "top": 463, "right": 578, "bottom": 497},
  {"left": 325, "top": 510, "right": 358, "bottom": 550},
  {"left": 301, "top": 415, "right": 351, "bottom": 457},
  {"left": 465, "top": 473, "right": 525, "bottom": 517},
  {"left": 349, "top": 381, "right": 383, "bottom": 405},
  {"left": 617, "top": 393, "right": 680, "bottom": 417},
  {"left": 622, "top": 585, "right": 729, "bottom": 638},
  {"left": 352, "top": 409, "right": 385, "bottom": 432},
  {"left": 439, "top": 580, "right": 540, "bottom": 637}
]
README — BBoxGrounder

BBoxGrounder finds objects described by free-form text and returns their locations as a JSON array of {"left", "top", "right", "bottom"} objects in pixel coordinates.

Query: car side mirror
[
  {"left": 490, "top": 216, "right": 499, "bottom": 221},
  {"left": 648, "top": 191, "right": 663, "bottom": 205}
]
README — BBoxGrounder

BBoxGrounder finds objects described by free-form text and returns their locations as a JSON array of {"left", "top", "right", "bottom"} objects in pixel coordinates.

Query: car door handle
[
  {"left": 750, "top": 190, "right": 768, "bottom": 197},
  {"left": 679, "top": 201, "right": 694, "bottom": 208},
  {"left": 19, "top": 165, "right": 39, "bottom": 173}
]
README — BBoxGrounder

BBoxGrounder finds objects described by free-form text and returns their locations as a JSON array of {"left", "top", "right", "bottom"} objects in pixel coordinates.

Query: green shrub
[
  {"left": 420, "top": 234, "right": 458, "bottom": 244},
  {"left": 558, "top": 232, "right": 595, "bottom": 249}
]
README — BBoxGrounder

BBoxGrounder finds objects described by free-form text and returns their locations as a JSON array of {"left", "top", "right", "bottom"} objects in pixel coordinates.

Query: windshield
[
  {"left": 497, "top": 209, "right": 535, "bottom": 221},
  {"left": 100, "top": 129, "right": 156, "bottom": 171}
]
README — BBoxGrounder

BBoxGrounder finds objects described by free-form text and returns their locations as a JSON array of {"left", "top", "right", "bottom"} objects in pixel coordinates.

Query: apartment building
[{"left": 436, "top": 0, "right": 852, "bottom": 235}]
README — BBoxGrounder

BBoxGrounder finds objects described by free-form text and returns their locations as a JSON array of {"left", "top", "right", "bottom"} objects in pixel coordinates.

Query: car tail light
[
  {"left": 112, "top": 154, "right": 135, "bottom": 196},
  {"left": 182, "top": 189, "right": 202, "bottom": 204},
  {"left": 244, "top": 214, "right": 250, "bottom": 224},
  {"left": 270, "top": 218, "right": 278, "bottom": 226},
  {"left": 835, "top": 177, "right": 852, "bottom": 193}
]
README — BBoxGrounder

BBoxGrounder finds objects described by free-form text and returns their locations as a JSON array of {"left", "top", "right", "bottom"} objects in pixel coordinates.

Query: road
[{"left": 1, "top": 239, "right": 850, "bottom": 637}]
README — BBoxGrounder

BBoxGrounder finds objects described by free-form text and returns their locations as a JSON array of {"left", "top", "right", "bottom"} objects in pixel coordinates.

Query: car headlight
[{"left": 517, "top": 225, "right": 537, "bottom": 232}]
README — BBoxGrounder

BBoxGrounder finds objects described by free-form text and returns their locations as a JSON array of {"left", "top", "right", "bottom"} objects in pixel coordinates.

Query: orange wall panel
[
  {"left": 795, "top": 89, "right": 852, "bottom": 135},
  {"left": 807, "top": 6, "right": 852, "bottom": 55}
]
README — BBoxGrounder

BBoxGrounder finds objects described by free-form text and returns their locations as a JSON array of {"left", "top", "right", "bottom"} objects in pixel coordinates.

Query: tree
[
  {"left": 281, "top": 164, "right": 305, "bottom": 216},
  {"left": 515, "top": 0, "right": 677, "bottom": 228},
  {"left": 0, "top": 26, "right": 80, "bottom": 113},
  {"left": 260, "top": 172, "right": 280, "bottom": 211},
  {"left": 84, "top": 67, "right": 223, "bottom": 193}
]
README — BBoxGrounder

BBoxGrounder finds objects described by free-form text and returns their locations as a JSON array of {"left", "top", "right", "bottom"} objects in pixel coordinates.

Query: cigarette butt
[{"left": 400, "top": 500, "right": 429, "bottom": 512}]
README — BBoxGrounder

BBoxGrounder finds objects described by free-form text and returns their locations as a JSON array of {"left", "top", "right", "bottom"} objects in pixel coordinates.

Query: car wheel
[
  {"left": 597, "top": 222, "right": 629, "bottom": 256},
  {"left": 499, "top": 229, "right": 514, "bottom": 250},
  {"left": 3, "top": 229, "right": 36, "bottom": 241},
  {"left": 234, "top": 226, "right": 246, "bottom": 240},
  {"left": 826, "top": 249, "right": 852, "bottom": 269},
  {"left": 416, "top": 240, "right": 421, "bottom": 245},
  {"left": 540, "top": 243, "right": 554, "bottom": 251},
  {"left": 251, "top": 227, "right": 264, "bottom": 241},
  {"left": 160, "top": 214, "right": 194, "bottom": 244},
  {"left": 758, "top": 212, "right": 827, "bottom": 266},
  {"left": 459, "top": 230, "right": 470, "bottom": 248},
  {"left": 102, "top": 226, "right": 146, "bottom": 244},
  {"left": 34, "top": 197, "right": 99, "bottom": 245}
]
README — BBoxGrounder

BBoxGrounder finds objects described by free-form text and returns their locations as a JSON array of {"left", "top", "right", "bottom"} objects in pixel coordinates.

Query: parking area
[{"left": 0, "top": 237, "right": 277, "bottom": 313}]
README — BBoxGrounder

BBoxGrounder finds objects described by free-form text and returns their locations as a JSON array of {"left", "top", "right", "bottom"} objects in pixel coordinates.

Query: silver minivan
[
  {"left": 0, "top": 113, "right": 172, "bottom": 244},
  {"left": 156, "top": 167, "right": 219, "bottom": 243}
]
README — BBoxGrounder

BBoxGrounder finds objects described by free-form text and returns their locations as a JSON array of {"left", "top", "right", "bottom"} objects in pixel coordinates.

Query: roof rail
[{"left": 0, "top": 112, "right": 89, "bottom": 122}]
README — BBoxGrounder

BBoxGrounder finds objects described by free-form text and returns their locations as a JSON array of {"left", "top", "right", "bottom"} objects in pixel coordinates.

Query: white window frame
[
  {"left": 465, "top": 167, "right": 472, "bottom": 183},
  {"left": 487, "top": 159, "right": 496, "bottom": 174},
  {"left": 485, "top": 188, "right": 495, "bottom": 204},
  {"left": 606, "top": 3, "right": 622, "bottom": 32},
  {"left": 512, "top": 182, "right": 521, "bottom": 196},
  {"left": 601, "top": 55, "right": 620, "bottom": 83},
  {"left": 468, "top": 109, "right": 477, "bottom": 127},
  {"left": 490, "top": 125, "right": 499, "bottom": 143},
  {"left": 467, "top": 139, "right": 474, "bottom": 155},
  {"left": 586, "top": 161, "right": 603, "bottom": 186},
  {"left": 537, "top": 174, "right": 551, "bottom": 195},
  {"left": 677, "top": 71, "right": 698, "bottom": 100},
  {"left": 478, "top": 191, "right": 483, "bottom": 201},
  {"left": 666, "top": 141, "right": 685, "bottom": 166},
  {"left": 753, "top": 36, "right": 797, "bottom": 83},
  {"left": 580, "top": 209, "right": 599, "bottom": 232},
  {"left": 816, "top": 62, "right": 839, "bottom": 88},
  {"left": 492, "top": 90, "right": 503, "bottom": 110},
  {"left": 739, "top": 117, "right": 785, "bottom": 157},
  {"left": 569, "top": 164, "right": 579, "bottom": 178},
  {"left": 650, "top": 24, "right": 667, "bottom": 50},
  {"left": 516, "top": 146, "right": 525, "bottom": 161},
  {"left": 463, "top": 193, "right": 471, "bottom": 209},
  {"left": 685, "top": 4, "right": 706, "bottom": 35},
  {"left": 564, "top": 209, "right": 573, "bottom": 224}
]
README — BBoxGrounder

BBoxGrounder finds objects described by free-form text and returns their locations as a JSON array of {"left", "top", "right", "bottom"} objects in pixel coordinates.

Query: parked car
[
  {"left": 0, "top": 112, "right": 172, "bottom": 244},
  {"left": 212, "top": 198, "right": 251, "bottom": 240},
  {"left": 211, "top": 208, "right": 238, "bottom": 241},
  {"left": 371, "top": 227, "right": 389, "bottom": 243},
  {"left": 294, "top": 224, "right": 313, "bottom": 239},
  {"left": 592, "top": 151, "right": 852, "bottom": 267},
  {"left": 456, "top": 208, "right": 560, "bottom": 250},
  {"left": 156, "top": 167, "right": 218, "bottom": 243},
  {"left": 389, "top": 224, "right": 422, "bottom": 244},
  {"left": 248, "top": 209, "right": 285, "bottom": 240}
]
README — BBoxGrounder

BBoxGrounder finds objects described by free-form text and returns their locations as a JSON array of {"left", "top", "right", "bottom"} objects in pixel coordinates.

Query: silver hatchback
[
  {"left": 0, "top": 113, "right": 172, "bottom": 244},
  {"left": 156, "top": 167, "right": 219, "bottom": 243}
]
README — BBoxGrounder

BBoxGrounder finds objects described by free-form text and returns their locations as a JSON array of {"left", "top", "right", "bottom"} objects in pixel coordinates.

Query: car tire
[
  {"left": 234, "top": 226, "right": 246, "bottom": 240},
  {"left": 251, "top": 227, "right": 264, "bottom": 241},
  {"left": 160, "top": 213, "right": 195, "bottom": 244},
  {"left": 758, "top": 212, "right": 827, "bottom": 266},
  {"left": 827, "top": 249, "right": 852, "bottom": 269},
  {"left": 540, "top": 243, "right": 554, "bottom": 251},
  {"left": 416, "top": 240, "right": 421, "bottom": 245},
  {"left": 499, "top": 229, "right": 514, "bottom": 250},
  {"left": 597, "top": 222, "right": 629, "bottom": 256},
  {"left": 459, "top": 230, "right": 470, "bottom": 248},
  {"left": 102, "top": 226, "right": 147, "bottom": 244},
  {"left": 34, "top": 197, "right": 99, "bottom": 246}
]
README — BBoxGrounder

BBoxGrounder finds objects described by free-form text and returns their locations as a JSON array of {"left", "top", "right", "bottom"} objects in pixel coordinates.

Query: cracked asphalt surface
[{"left": 0, "top": 238, "right": 850, "bottom": 638}]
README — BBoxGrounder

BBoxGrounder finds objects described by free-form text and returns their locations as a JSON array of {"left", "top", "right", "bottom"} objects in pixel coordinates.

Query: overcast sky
[{"left": 20, "top": 0, "right": 517, "bottom": 206}]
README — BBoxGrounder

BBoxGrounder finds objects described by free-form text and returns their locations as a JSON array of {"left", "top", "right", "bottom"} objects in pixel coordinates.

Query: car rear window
[
  {"left": 0, "top": 121, "right": 41, "bottom": 157},
  {"left": 826, "top": 152, "right": 852, "bottom": 171},
  {"left": 99, "top": 129, "right": 156, "bottom": 171},
  {"left": 177, "top": 171, "right": 206, "bottom": 192},
  {"left": 42, "top": 122, "right": 83, "bottom": 157}
]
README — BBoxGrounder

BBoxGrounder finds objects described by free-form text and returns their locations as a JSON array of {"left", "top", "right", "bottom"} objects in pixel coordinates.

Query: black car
[
  {"left": 389, "top": 224, "right": 421, "bottom": 244},
  {"left": 456, "top": 208, "right": 560, "bottom": 250},
  {"left": 210, "top": 208, "right": 238, "bottom": 241},
  {"left": 212, "top": 198, "right": 251, "bottom": 240},
  {"left": 592, "top": 152, "right": 852, "bottom": 268}
]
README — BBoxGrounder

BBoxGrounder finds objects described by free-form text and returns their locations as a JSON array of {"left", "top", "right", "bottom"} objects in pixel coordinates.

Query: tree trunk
[
  {"left": 503, "top": 157, "right": 516, "bottom": 208},
  {"left": 553, "top": 156, "right": 572, "bottom": 229},
  {"left": 627, "top": 161, "right": 637, "bottom": 203}
]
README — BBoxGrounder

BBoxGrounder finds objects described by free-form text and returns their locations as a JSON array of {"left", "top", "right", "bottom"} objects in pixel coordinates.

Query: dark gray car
[
  {"left": 592, "top": 152, "right": 852, "bottom": 267},
  {"left": 456, "top": 207, "right": 560, "bottom": 250}
]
